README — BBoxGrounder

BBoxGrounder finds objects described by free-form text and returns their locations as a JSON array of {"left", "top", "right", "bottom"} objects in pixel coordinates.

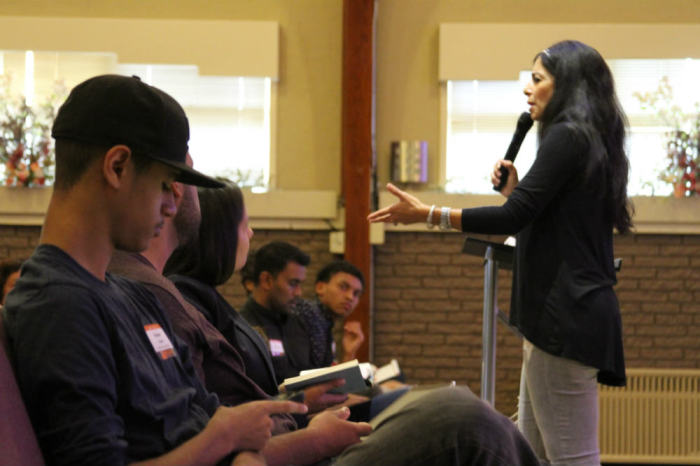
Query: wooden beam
[{"left": 342, "top": 0, "right": 374, "bottom": 362}]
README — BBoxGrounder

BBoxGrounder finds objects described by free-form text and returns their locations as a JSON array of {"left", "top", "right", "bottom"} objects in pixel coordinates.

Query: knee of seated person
[{"left": 428, "top": 386, "right": 515, "bottom": 434}]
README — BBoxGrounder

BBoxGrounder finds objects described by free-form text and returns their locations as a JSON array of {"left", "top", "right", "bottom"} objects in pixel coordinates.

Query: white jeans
[{"left": 517, "top": 340, "right": 601, "bottom": 466}]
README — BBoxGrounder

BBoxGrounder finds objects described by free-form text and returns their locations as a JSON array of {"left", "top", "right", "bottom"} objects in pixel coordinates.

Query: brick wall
[
  {"left": 0, "top": 226, "right": 41, "bottom": 260},
  {"left": 373, "top": 231, "right": 700, "bottom": 415},
  {"left": 3, "top": 225, "right": 699, "bottom": 416}
]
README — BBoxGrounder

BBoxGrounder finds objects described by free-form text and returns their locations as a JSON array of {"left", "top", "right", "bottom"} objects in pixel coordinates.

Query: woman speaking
[{"left": 369, "top": 40, "right": 632, "bottom": 466}]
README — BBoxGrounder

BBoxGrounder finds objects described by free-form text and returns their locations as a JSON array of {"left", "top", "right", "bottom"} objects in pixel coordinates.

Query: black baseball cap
[{"left": 51, "top": 74, "right": 224, "bottom": 188}]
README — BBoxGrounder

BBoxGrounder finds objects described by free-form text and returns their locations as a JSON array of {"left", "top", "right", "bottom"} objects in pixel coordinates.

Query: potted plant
[
  {"left": 0, "top": 75, "right": 65, "bottom": 187},
  {"left": 634, "top": 76, "right": 700, "bottom": 197}
]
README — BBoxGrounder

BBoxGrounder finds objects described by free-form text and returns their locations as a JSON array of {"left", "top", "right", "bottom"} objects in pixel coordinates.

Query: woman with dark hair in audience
[
  {"left": 164, "top": 181, "right": 281, "bottom": 396},
  {"left": 164, "top": 181, "right": 347, "bottom": 416},
  {"left": 370, "top": 40, "right": 632, "bottom": 466},
  {"left": 0, "top": 258, "right": 24, "bottom": 306}
]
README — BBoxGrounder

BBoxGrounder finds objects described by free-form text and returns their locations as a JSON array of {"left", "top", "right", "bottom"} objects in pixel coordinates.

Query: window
[
  {"left": 445, "top": 59, "right": 700, "bottom": 196},
  {"left": 0, "top": 51, "right": 273, "bottom": 189}
]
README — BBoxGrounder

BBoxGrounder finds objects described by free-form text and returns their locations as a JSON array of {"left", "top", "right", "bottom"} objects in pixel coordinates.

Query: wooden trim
[{"left": 342, "top": 0, "right": 374, "bottom": 361}]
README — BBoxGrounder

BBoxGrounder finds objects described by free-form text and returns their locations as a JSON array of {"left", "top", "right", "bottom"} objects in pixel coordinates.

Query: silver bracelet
[
  {"left": 439, "top": 206, "right": 452, "bottom": 230},
  {"left": 426, "top": 204, "right": 436, "bottom": 229}
]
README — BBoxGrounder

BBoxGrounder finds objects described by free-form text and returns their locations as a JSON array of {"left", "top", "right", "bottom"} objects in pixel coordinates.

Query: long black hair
[
  {"left": 164, "top": 179, "right": 244, "bottom": 286},
  {"left": 536, "top": 40, "right": 633, "bottom": 233}
]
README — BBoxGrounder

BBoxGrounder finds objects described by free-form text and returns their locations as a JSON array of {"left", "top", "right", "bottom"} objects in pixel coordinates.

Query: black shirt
[
  {"left": 460, "top": 123, "right": 625, "bottom": 386},
  {"left": 169, "top": 274, "right": 280, "bottom": 397},
  {"left": 240, "top": 297, "right": 315, "bottom": 384},
  {"left": 4, "top": 245, "right": 219, "bottom": 465}
]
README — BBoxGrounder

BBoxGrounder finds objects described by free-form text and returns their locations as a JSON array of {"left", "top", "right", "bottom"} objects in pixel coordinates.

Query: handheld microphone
[{"left": 493, "top": 112, "right": 534, "bottom": 192}]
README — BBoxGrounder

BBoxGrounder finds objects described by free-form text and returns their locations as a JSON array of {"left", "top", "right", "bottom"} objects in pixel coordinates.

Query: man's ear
[
  {"left": 171, "top": 181, "right": 185, "bottom": 207},
  {"left": 315, "top": 281, "right": 326, "bottom": 298},
  {"left": 102, "top": 145, "right": 132, "bottom": 189},
  {"left": 259, "top": 270, "right": 273, "bottom": 290}
]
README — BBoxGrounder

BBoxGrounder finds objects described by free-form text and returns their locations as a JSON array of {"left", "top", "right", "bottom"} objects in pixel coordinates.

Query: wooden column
[{"left": 342, "top": 0, "right": 374, "bottom": 362}]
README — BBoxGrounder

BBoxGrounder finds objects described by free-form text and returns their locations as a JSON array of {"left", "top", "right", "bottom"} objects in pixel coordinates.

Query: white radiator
[{"left": 599, "top": 368, "right": 700, "bottom": 464}]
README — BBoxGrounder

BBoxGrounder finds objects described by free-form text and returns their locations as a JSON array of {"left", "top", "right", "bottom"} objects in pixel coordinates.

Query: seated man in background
[
  {"left": 240, "top": 241, "right": 317, "bottom": 383},
  {"left": 240, "top": 250, "right": 256, "bottom": 295},
  {"left": 290, "top": 260, "right": 366, "bottom": 366},
  {"left": 2, "top": 74, "right": 307, "bottom": 465}
]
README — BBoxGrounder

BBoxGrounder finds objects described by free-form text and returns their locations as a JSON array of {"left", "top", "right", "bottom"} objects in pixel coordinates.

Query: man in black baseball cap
[
  {"left": 51, "top": 74, "right": 223, "bottom": 189},
  {"left": 3, "top": 74, "right": 307, "bottom": 465}
]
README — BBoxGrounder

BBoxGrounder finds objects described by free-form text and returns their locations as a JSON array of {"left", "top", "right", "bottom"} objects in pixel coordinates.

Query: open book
[
  {"left": 282, "top": 359, "right": 369, "bottom": 394},
  {"left": 372, "top": 358, "right": 402, "bottom": 385},
  {"left": 282, "top": 358, "right": 403, "bottom": 394}
]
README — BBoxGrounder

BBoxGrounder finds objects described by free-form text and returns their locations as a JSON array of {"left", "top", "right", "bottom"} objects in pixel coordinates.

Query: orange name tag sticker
[{"left": 144, "top": 323, "right": 176, "bottom": 360}]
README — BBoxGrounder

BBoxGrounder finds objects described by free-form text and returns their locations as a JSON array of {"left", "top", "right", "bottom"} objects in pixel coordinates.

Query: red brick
[
  {"left": 398, "top": 265, "right": 439, "bottom": 277},
  {"left": 681, "top": 303, "right": 700, "bottom": 313},
  {"left": 401, "top": 311, "right": 447, "bottom": 322},
  {"left": 398, "top": 241, "right": 459, "bottom": 254},
  {"left": 449, "top": 289, "right": 486, "bottom": 300},
  {"left": 450, "top": 254, "right": 484, "bottom": 266},
  {"left": 640, "top": 348, "right": 684, "bottom": 359},
  {"left": 636, "top": 325, "right": 688, "bottom": 336},
  {"left": 374, "top": 265, "right": 394, "bottom": 276},
  {"left": 373, "top": 333, "right": 402, "bottom": 344},
  {"left": 374, "top": 311, "right": 400, "bottom": 323},
  {"left": 654, "top": 314, "right": 694, "bottom": 325},
  {"left": 411, "top": 356, "right": 459, "bottom": 368},
  {"left": 617, "top": 290, "right": 668, "bottom": 303},
  {"left": 411, "top": 368, "right": 437, "bottom": 379},
  {"left": 615, "top": 279, "right": 639, "bottom": 290},
  {"left": 392, "top": 323, "right": 428, "bottom": 333},
  {"left": 375, "top": 300, "right": 400, "bottom": 311},
  {"left": 618, "top": 268, "right": 656, "bottom": 278},
  {"left": 634, "top": 256, "right": 689, "bottom": 267},
  {"left": 613, "top": 244, "right": 659, "bottom": 255},
  {"left": 374, "top": 344, "right": 422, "bottom": 356},
  {"left": 0, "top": 236, "right": 29, "bottom": 247},
  {"left": 376, "top": 253, "right": 418, "bottom": 265},
  {"left": 424, "top": 299, "right": 461, "bottom": 312},
  {"left": 402, "top": 334, "right": 445, "bottom": 345},
  {"left": 623, "top": 336, "right": 653, "bottom": 348},
  {"left": 437, "top": 266, "right": 463, "bottom": 276},
  {"left": 660, "top": 245, "right": 700, "bottom": 255},
  {"left": 654, "top": 336, "right": 698, "bottom": 347},
  {"left": 415, "top": 254, "right": 452, "bottom": 265},
  {"left": 427, "top": 323, "right": 470, "bottom": 335},
  {"left": 423, "top": 346, "right": 467, "bottom": 357},
  {"left": 378, "top": 277, "right": 422, "bottom": 288},
  {"left": 374, "top": 289, "right": 401, "bottom": 300},
  {"left": 640, "top": 302, "right": 679, "bottom": 313},
  {"left": 422, "top": 277, "right": 474, "bottom": 288},
  {"left": 636, "top": 235, "right": 681, "bottom": 245},
  {"left": 638, "top": 279, "right": 685, "bottom": 291}
]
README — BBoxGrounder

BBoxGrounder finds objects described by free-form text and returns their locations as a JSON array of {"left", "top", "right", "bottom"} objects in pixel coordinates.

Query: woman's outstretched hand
[{"left": 367, "top": 183, "right": 430, "bottom": 225}]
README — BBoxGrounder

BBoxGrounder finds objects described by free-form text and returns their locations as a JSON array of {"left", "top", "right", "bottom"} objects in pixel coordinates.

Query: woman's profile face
[
  {"left": 524, "top": 56, "right": 555, "bottom": 121},
  {"left": 234, "top": 207, "right": 254, "bottom": 272}
]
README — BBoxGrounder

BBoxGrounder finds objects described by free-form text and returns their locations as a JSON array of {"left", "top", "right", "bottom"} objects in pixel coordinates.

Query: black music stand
[{"left": 462, "top": 237, "right": 515, "bottom": 406}]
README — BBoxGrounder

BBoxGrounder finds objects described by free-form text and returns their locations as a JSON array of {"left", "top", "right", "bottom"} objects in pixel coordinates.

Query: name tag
[
  {"left": 269, "top": 339, "right": 285, "bottom": 357},
  {"left": 144, "top": 323, "right": 176, "bottom": 360}
]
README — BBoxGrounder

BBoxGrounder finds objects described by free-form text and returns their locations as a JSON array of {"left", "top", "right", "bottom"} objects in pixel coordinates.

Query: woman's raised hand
[{"left": 367, "top": 183, "right": 430, "bottom": 225}]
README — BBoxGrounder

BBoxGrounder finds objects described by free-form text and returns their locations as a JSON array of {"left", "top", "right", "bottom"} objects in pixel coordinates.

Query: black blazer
[
  {"left": 460, "top": 123, "right": 625, "bottom": 386},
  {"left": 169, "top": 275, "right": 280, "bottom": 396}
]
